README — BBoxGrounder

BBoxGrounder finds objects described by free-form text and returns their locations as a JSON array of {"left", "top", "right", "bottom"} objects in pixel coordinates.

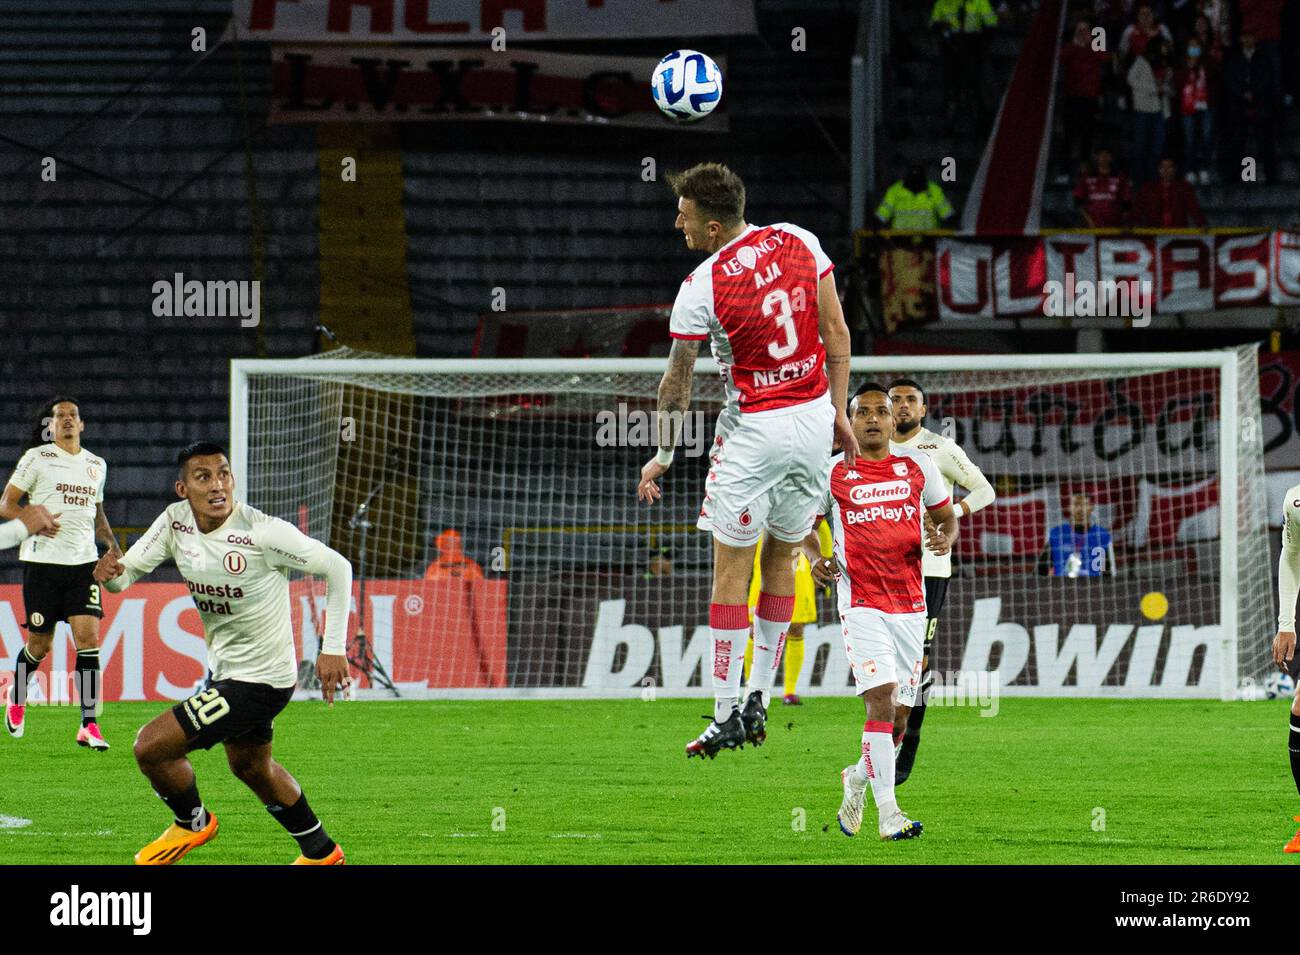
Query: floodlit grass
[{"left": 0, "top": 697, "right": 1293, "bottom": 864}]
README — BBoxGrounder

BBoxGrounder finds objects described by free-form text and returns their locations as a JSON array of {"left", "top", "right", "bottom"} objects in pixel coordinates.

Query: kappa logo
[
  {"left": 848, "top": 480, "right": 910, "bottom": 506},
  {"left": 845, "top": 470, "right": 860, "bottom": 480}
]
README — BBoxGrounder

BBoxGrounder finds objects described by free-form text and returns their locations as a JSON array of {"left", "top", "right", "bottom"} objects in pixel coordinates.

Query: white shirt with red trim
[
  {"left": 669, "top": 222, "right": 834, "bottom": 415},
  {"left": 819, "top": 446, "right": 950, "bottom": 617}
]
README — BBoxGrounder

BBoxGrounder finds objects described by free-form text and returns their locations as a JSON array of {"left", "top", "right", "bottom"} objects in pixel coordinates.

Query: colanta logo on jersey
[
  {"left": 848, "top": 480, "right": 910, "bottom": 506},
  {"left": 720, "top": 232, "right": 785, "bottom": 277}
]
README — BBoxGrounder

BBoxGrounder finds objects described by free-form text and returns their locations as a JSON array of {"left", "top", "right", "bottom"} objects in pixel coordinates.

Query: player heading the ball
[
  {"left": 95, "top": 442, "right": 353, "bottom": 865},
  {"left": 804, "top": 383, "right": 958, "bottom": 841},
  {"left": 634, "top": 162, "right": 857, "bottom": 759}
]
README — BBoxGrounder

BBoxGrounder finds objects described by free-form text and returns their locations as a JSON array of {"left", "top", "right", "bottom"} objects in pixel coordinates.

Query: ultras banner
[
  {"left": 515, "top": 574, "right": 1225, "bottom": 696},
  {"left": 269, "top": 45, "right": 722, "bottom": 128},
  {"left": 237, "top": 0, "right": 758, "bottom": 42},
  {"left": 874, "top": 231, "right": 1300, "bottom": 324}
]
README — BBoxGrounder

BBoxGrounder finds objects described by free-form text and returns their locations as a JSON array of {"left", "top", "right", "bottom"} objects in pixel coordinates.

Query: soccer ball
[
  {"left": 651, "top": 50, "right": 723, "bottom": 123},
  {"left": 1265, "top": 671, "right": 1296, "bottom": 700}
]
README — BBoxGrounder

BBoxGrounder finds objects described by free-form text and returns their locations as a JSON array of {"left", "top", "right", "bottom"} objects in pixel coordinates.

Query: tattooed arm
[{"left": 637, "top": 337, "right": 701, "bottom": 504}]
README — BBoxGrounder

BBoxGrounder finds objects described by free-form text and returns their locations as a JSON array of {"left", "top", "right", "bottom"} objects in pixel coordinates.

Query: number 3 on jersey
[{"left": 764, "top": 289, "right": 798, "bottom": 360}]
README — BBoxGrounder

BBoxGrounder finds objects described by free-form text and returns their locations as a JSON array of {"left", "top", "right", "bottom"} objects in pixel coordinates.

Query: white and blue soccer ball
[
  {"left": 1265, "top": 671, "right": 1296, "bottom": 700},
  {"left": 651, "top": 50, "right": 723, "bottom": 124}
]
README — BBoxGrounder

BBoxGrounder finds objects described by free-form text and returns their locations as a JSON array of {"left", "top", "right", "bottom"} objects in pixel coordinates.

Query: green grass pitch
[{"left": 0, "top": 697, "right": 1295, "bottom": 864}]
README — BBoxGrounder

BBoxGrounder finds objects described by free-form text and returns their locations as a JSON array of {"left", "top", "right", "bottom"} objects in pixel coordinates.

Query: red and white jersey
[
  {"left": 669, "top": 222, "right": 833, "bottom": 415},
  {"left": 819, "top": 447, "right": 950, "bottom": 617}
]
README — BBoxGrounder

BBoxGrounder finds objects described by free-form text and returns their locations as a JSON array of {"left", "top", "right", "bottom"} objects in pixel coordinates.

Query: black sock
[
  {"left": 160, "top": 780, "right": 208, "bottom": 831},
  {"left": 1289, "top": 717, "right": 1300, "bottom": 798},
  {"left": 267, "top": 793, "right": 336, "bottom": 859},
  {"left": 905, "top": 700, "right": 927, "bottom": 741},
  {"left": 13, "top": 647, "right": 41, "bottom": 707},
  {"left": 75, "top": 648, "right": 100, "bottom": 726}
]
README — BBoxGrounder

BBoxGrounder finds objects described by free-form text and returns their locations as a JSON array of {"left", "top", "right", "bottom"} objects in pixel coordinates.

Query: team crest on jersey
[
  {"left": 892, "top": 462, "right": 908, "bottom": 477},
  {"left": 86, "top": 464, "right": 101, "bottom": 482},
  {"left": 223, "top": 551, "right": 247, "bottom": 575},
  {"left": 29, "top": 612, "right": 44, "bottom": 628}
]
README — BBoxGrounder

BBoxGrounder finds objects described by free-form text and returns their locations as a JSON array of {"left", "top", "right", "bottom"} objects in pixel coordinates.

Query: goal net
[{"left": 230, "top": 345, "right": 1270, "bottom": 700}]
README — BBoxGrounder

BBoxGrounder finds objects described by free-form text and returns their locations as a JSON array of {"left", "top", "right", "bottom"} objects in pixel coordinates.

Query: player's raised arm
[
  {"left": 1274, "top": 494, "right": 1300, "bottom": 669},
  {"left": 258, "top": 519, "right": 354, "bottom": 704},
  {"left": 638, "top": 336, "right": 701, "bottom": 504},
  {"left": 945, "top": 442, "right": 996, "bottom": 519},
  {"left": 98, "top": 511, "right": 174, "bottom": 590},
  {"left": 817, "top": 271, "right": 858, "bottom": 460}
]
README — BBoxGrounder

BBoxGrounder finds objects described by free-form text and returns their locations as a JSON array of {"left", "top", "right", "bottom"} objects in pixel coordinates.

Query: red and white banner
[
  {"left": 875, "top": 232, "right": 1300, "bottom": 322},
  {"left": 238, "top": 0, "right": 757, "bottom": 43},
  {"left": 960, "top": 0, "right": 1066, "bottom": 235},
  {"left": 0, "top": 581, "right": 507, "bottom": 703},
  {"left": 270, "top": 45, "right": 722, "bottom": 128}
]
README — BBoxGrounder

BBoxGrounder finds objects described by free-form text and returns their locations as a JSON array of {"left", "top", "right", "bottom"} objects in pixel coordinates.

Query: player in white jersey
[
  {"left": 887, "top": 378, "right": 995, "bottom": 784},
  {"left": 94, "top": 443, "right": 353, "bottom": 865},
  {"left": 1273, "top": 485, "right": 1300, "bottom": 853},
  {"left": 635, "top": 163, "right": 858, "bottom": 758},
  {"left": 802, "top": 383, "right": 958, "bottom": 840},
  {"left": 2, "top": 398, "right": 123, "bottom": 748}
]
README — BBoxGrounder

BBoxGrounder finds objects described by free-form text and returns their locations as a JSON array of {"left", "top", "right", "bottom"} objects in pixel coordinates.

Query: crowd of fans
[{"left": 1058, "top": 0, "right": 1295, "bottom": 227}]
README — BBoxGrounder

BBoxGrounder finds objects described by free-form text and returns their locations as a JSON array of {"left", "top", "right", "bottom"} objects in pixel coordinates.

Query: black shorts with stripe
[
  {"left": 923, "top": 576, "right": 949, "bottom": 649},
  {"left": 172, "top": 679, "right": 294, "bottom": 751},
  {"left": 22, "top": 560, "right": 103, "bottom": 631}
]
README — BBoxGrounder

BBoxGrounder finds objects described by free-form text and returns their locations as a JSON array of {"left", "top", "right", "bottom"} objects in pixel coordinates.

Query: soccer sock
[
  {"left": 905, "top": 700, "right": 927, "bottom": 743},
  {"left": 856, "top": 720, "right": 898, "bottom": 822},
  {"left": 12, "top": 647, "right": 41, "bottom": 707},
  {"left": 748, "top": 592, "right": 794, "bottom": 698},
  {"left": 783, "top": 636, "right": 805, "bottom": 697},
  {"left": 75, "top": 648, "right": 101, "bottom": 726},
  {"left": 267, "top": 792, "right": 337, "bottom": 859},
  {"left": 709, "top": 604, "right": 749, "bottom": 723},
  {"left": 1289, "top": 715, "right": 1300, "bottom": 797},
  {"left": 160, "top": 780, "right": 208, "bottom": 832},
  {"left": 742, "top": 634, "right": 754, "bottom": 684}
]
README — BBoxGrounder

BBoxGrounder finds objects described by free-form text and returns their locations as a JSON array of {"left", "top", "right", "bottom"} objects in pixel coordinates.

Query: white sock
[
  {"left": 710, "top": 603, "right": 749, "bottom": 723},
  {"left": 748, "top": 592, "right": 794, "bottom": 705},
  {"left": 858, "top": 720, "right": 897, "bottom": 822}
]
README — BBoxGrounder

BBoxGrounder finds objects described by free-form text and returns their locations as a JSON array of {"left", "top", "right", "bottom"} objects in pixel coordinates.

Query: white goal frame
[{"left": 230, "top": 351, "right": 1252, "bottom": 701}]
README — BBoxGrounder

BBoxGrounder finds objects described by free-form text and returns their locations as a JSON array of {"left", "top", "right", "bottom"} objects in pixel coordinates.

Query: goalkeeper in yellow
[{"left": 743, "top": 519, "right": 833, "bottom": 705}]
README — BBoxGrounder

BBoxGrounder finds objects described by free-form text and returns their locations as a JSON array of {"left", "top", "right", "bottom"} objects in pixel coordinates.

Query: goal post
[{"left": 229, "top": 346, "right": 1270, "bottom": 701}]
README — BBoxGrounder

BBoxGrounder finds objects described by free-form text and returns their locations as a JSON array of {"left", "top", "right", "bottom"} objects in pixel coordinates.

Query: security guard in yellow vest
[
  {"left": 875, "top": 163, "right": 954, "bottom": 231},
  {"left": 930, "top": 0, "right": 999, "bottom": 125},
  {"left": 929, "top": 0, "right": 997, "bottom": 34}
]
